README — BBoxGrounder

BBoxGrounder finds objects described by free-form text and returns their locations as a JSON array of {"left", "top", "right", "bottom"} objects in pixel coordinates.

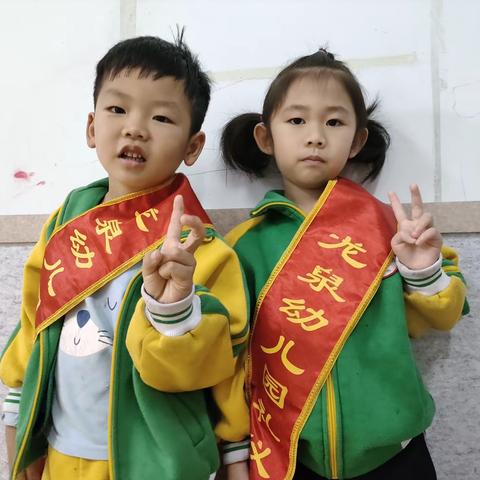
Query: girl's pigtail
[
  {"left": 351, "top": 101, "right": 390, "bottom": 182},
  {"left": 221, "top": 113, "right": 271, "bottom": 176}
]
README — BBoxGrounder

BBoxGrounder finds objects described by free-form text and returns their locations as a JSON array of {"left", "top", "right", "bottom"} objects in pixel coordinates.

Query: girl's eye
[
  {"left": 288, "top": 117, "right": 305, "bottom": 125},
  {"left": 326, "top": 118, "right": 342, "bottom": 127},
  {"left": 108, "top": 106, "right": 125, "bottom": 114},
  {"left": 153, "top": 115, "right": 172, "bottom": 123}
]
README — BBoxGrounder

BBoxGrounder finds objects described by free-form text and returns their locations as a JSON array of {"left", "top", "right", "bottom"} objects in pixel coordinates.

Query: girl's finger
[
  {"left": 393, "top": 229, "right": 416, "bottom": 246},
  {"left": 388, "top": 191, "right": 408, "bottom": 223},
  {"left": 410, "top": 184, "right": 425, "bottom": 220},
  {"left": 415, "top": 227, "right": 442, "bottom": 247},
  {"left": 180, "top": 214, "right": 205, "bottom": 254},
  {"left": 411, "top": 212, "right": 434, "bottom": 238}
]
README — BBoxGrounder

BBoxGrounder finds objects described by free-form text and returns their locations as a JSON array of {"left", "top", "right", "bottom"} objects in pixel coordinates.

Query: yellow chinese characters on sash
[
  {"left": 35, "top": 174, "right": 212, "bottom": 332},
  {"left": 248, "top": 178, "right": 396, "bottom": 480}
]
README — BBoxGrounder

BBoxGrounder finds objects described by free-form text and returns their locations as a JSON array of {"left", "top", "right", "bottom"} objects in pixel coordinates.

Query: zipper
[
  {"left": 326, "top": 373, "right": 338, "bottom": 479},
  {"left": 107, "top": 271, "right": 142, "bottom": 480},
  {"left": 12, "top": 333, "right": 45, "bottom": 479}
]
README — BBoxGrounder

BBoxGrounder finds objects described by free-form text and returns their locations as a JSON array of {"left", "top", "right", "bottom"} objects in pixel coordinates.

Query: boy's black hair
[
  {"left": 221, "top": 48, "right": 390, "bottom": 182},
  {"left": 93, "top": 33, "right": 211, "bottom": 134}
]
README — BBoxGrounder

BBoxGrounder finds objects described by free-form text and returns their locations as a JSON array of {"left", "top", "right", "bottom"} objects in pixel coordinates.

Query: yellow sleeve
[
  {"left": 126, "top": 236, "right": 249, "bottom": 393},
  {"left": 0, "top": 210, "right": 59, "bottom": 387},
  {"left": 406, "top": 246, "right": 467, "bottom": 338},
  {"left": 212, "top": 348, "right": 249, "bottom": 443}
]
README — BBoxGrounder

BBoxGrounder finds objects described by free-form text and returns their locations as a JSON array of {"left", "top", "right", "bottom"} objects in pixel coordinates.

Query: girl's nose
[{"left": 306, "top": 126, "right": 325, "bottom": 146}]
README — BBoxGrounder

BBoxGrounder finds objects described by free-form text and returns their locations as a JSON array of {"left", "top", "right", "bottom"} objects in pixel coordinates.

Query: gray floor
[{"left": 0, "top": 233, "right": 478, "bottom": 479}]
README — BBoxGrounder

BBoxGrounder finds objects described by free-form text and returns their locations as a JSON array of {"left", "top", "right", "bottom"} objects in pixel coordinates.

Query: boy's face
[{"left": 86, "top": 69, "right": 205, "bottom": 200}]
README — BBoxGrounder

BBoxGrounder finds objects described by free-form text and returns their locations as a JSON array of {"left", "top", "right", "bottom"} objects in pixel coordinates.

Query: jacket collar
[{"left": 250, "top": 190, "right": 306, "bottom": 221}]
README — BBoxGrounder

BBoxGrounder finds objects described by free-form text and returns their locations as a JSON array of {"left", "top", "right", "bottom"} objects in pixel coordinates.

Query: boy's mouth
[{"left": 119, "top": 146, "right": 146, "bottom": 163}]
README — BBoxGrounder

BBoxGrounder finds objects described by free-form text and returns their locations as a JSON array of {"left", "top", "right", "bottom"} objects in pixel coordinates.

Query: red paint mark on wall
[{"left": 14, "top": 170, "right": 34, "bottom": 180}]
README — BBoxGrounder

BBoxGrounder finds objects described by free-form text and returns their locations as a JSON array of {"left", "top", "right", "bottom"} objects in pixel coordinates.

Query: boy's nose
[{"left": 122, "top": 124, "right": 148, "bottom": 140}]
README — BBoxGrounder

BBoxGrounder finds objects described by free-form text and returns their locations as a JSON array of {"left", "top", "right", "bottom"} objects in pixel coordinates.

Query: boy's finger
[
  {"left": 388, "top": 192, "right": 407, "bottom": 223},
  {"left": 165, "top": 195, "right": 184, "bottom": 242},
  {"left": 142, "top": 249, "right": 163, "bottom": 276},
  {"left": 410, "top": 184, "right": 424, "bottom": 220},
  {"left": 181, "top": 214, "right": 205, "bottom": 254}
]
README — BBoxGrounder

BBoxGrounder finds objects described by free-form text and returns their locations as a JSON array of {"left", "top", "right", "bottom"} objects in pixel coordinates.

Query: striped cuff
[
  {"left": 142, "top": 285, "right": 201, "bottom": 336},
  {"left": 2, "top": 387, "right": 21, "bottom": 426},
  {"left": 396, "top": 255, "right": 451, "bottom": 296},
  {"left": 223, "top": 439, "right": 250, "bottom": 465}
]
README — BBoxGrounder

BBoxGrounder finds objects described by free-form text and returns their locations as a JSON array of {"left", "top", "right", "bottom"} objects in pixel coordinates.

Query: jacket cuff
[
  {"left": 396, "top": 255, "right": 451, "bottom": 296},
  {"left": 222, "top": 439, "right": 250, "bottom": 465},
  {"left": 142, "top": 285, "right": 201, "bottom": 336},
  {"left": 2, "top": 387, "right": 21, "bottom": 426}
]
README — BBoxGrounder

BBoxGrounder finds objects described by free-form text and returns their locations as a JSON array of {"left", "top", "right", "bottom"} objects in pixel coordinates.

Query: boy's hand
[
  {"left": 389, "top": 184, "right": 442, "bottom": 270},
  {"left": 224, "top": 461, "right": 249, "bottom": 480},
  {"left": 142, "top": 195, "right": 205, "bottom": 303}
]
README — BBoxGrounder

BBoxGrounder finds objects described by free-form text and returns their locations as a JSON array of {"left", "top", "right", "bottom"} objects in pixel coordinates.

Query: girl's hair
[{"left": 221, "top": 49, "right": 390, "bottom": 182}]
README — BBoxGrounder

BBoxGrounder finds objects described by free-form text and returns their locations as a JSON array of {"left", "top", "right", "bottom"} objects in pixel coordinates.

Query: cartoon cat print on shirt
[{"left": 59, "top": 308, "right": 113, "bottom": 357}]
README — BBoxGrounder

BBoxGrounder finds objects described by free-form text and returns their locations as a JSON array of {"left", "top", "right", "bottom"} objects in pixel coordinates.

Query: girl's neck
[{"left": 283, "top": 181, "right": 327, "bottom": 215}]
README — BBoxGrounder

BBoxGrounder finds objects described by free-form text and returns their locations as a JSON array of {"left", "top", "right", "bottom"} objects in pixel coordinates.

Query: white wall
[{"left": 0, "top": 0, "right": 479, "bottom": 214}]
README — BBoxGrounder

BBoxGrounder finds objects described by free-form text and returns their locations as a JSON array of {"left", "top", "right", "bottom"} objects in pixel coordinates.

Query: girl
[{"left": 222, "top": 49, "right": 468, "bottom": 480}]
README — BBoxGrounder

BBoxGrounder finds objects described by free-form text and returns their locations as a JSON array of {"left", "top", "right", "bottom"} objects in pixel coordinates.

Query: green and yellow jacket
[
  {"left": 226, "top": 190, "right": 468, "bottom": 479},
  {"left": 0, "top": 178, "right": 250, "bottom": 480}
]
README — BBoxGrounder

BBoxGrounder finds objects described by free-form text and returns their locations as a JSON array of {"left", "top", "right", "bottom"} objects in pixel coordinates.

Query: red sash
[
  {"left": 36, "top": 174, "right": 212, "bottom": 333},
  {"left": 249, "top": 179, "right": 396, "bottom": 479}
]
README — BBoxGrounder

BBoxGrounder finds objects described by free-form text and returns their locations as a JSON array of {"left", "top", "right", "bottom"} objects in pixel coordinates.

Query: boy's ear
[
  {"left": 183, "top": 131, "right": 206, "bottom": 167},
  {"left": 349, "top": 128, "right": 368, "bottom": 158},
  {"left": 253, "top": 123, "right": 274, "bottom": 155},
  {"left": 86, "top": 112, "right": 96, "bottom": 148}
]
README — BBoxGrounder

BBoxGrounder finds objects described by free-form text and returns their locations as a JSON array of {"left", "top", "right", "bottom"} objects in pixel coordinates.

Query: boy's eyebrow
[{"left": 102, "top": 88, "right": 181, "bottom": 110}]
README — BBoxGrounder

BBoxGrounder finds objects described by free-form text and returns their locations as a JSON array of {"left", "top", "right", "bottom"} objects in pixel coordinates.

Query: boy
[{"left": 1, "top": 36, "right": 249, "bottom": 480}]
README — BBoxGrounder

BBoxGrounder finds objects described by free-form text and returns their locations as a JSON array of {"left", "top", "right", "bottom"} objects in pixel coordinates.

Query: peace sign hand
[
  {"left": 389, "top": 184, "right": 442, "bottom": 270},
  {"left": 142, "top": 195, "right": 205, "bottom": 303}
]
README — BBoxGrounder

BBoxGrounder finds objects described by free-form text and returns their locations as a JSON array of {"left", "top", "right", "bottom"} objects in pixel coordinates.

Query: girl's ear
[
  {"left": 349, "top": 128, "right": 368, "bottom": 158},
  {"left": 86, "top": 112, "right": 96, "bottom": 148},
  {"left": 253, "top": 122, "right": 274, "bottom": 155},
  {"left": 183, "top": 131, "right": 206, "bottom": 167}
]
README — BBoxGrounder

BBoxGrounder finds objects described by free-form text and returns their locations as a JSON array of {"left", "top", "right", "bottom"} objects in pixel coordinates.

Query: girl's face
[{"left": 255, "top": 74, "right": 367, "bottom": 200}]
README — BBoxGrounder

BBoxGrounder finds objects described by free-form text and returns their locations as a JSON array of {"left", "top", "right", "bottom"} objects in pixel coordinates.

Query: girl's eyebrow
[{"left": 282, "top": 104, "right": 350, "bottom": 114}]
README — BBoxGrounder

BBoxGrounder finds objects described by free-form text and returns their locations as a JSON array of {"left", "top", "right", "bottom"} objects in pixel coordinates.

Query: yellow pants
[{"left": 41, "top": 446, "right": 109, "bottom": 480}]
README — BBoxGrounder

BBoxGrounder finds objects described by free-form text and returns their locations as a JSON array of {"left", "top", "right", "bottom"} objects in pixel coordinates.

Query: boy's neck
[{"left": 102, "top": 175, "right": 176, "bottom": 203}]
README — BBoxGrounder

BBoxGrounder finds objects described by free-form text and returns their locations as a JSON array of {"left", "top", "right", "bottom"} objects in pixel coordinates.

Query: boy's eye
[
  {"left": 153, "top": 115, "right": 173, "bottom": 123},
  {"left": 326, "top": 118, "right": 342, "bottom": 127},
  {"left": 288, "top": 117, "right": 305, "bottom": 125},
  {"left": 108, "top": 106, "right": 125, "bottom": 114}
]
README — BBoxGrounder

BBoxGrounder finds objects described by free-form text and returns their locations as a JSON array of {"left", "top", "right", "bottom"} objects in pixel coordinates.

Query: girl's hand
[
  {"left": 224, "top": 461, "right": 249, "bottom": 480},
  {"left": 142, "top": 195, "right": 205, "bottom": 303},
  {"left": 388, "top": 184, "right": 442, "bottom": 270}
]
